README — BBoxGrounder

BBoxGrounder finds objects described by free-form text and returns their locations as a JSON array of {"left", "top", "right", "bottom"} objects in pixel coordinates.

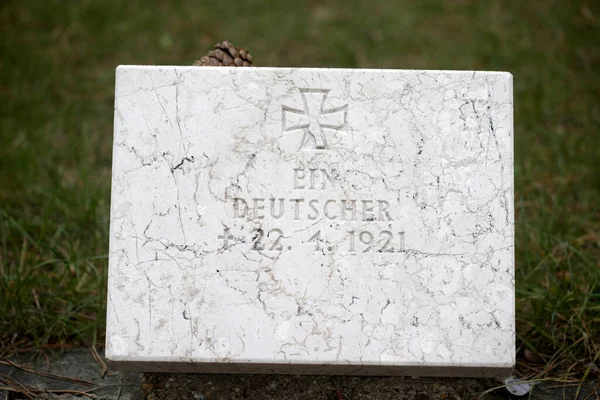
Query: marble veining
[{"left": 106, "top": 66, "right": 514, "bottom": 377}]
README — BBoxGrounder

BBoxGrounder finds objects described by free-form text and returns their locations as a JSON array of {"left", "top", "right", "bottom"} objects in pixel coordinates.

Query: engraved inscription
[
  {"left": 224, "top": 165, "right": 405, "bottom": 254},
  {"left": 268, "top": 228, "right": 284, "bottom": 251},
  {"left": 308, "top": 230, "right": 323, "bottom": 252},
  {"left": 251, "top": 228, "right": 264, "bottom": 251},
  {"left": 251, "top": 228, "right": 284, "bottom": 251},
  {"left": 293, "top": 168, "right": 334, "bottom": 189},
  {"left": 348, "top": 230, "right": 405, "bottom": 253},
  {"left": 282, "top": 89, "right": 348, "bottom": 151},
  {"left": 241, "top": 228, "right": 405, "bottom": 254},
  {"left": 233, "top": 197, "right": 392, "bottom": 222},
  {"left": 218, "top": 226, "right": 234, "bottom": 250}
]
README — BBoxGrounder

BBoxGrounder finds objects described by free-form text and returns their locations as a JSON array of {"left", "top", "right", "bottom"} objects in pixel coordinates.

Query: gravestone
[{"left": 107, "top": 66, "right": 514, "bottom": 377}]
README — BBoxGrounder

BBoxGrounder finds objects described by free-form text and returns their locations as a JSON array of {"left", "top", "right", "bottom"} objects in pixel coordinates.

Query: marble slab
[{"left": 106, "top": 66, "right": 514, "bottom": 377}]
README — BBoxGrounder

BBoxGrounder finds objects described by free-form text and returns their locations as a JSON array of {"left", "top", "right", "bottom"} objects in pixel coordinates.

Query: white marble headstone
[{"left": 107, "top": 66, "right": 514, "bottom": 377}]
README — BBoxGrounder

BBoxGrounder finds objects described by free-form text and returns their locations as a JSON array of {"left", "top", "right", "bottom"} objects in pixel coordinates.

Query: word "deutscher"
[{"left": 233, "top": 198, "right": 392, "bottom": 221}]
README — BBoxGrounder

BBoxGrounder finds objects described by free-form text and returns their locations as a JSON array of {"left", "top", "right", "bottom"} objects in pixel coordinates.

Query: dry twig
[{"left": 89, "top": 346, "right": 108, "bottom": 377}]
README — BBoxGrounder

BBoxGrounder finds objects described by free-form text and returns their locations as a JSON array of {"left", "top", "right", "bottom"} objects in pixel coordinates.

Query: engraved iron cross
[{"left": 282, "top": 89, "right": 348, "bottom": 150}]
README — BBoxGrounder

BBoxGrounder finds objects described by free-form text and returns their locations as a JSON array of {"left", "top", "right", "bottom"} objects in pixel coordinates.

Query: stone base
[
  {"left": 142, "top": 372, "right": 491, "bottom": 400},
  {"left": 109, "top": 359, "right": 511, "bottom": 378}
]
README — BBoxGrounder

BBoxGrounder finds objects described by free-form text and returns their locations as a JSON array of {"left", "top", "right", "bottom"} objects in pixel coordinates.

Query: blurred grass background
[{"left": 1, "top": 0, "right": 599, "bottom": 379}]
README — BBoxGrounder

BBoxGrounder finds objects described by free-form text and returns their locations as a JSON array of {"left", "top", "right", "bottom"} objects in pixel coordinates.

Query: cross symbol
[
  {"left": 282, "top": 89, "right": 348, "bottom": 150},
  {"left": 218, "top": 226, "right": 234, "bottom": 250}
]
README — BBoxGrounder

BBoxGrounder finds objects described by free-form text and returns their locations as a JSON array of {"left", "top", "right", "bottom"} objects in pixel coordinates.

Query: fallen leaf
[{"left": 142, "top": 383, "right": 154, "bottom": 392}]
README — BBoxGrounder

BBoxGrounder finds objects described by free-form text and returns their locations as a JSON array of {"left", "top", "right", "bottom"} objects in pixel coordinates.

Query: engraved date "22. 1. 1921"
[{"left": 245, "top": 228, "right": 405, "bottom": 254}]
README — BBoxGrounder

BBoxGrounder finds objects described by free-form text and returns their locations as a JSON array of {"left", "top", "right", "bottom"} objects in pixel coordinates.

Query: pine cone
[{"left": 193, "top": 41, "right": 253, "bottom": 67}]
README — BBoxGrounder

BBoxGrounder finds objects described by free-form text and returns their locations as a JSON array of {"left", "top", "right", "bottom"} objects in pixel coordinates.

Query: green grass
[{"left": 1, "top": 0, "right": 599, "bottom": 379}]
